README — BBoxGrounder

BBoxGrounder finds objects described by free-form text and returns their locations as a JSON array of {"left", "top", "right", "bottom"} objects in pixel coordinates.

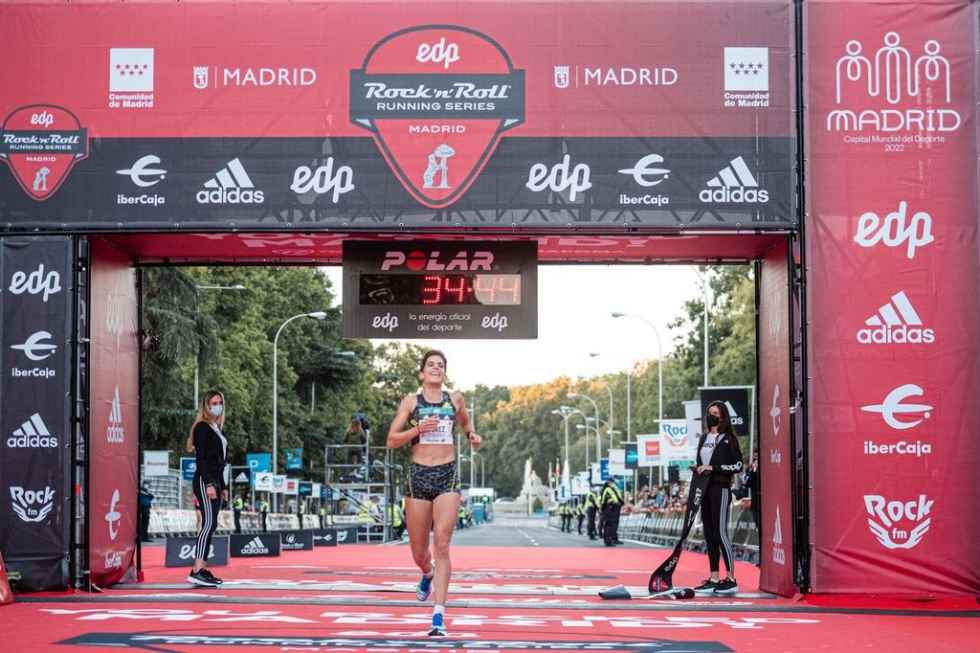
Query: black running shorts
[{"left": 406, "top": 461, "right": 460, "bottom": 502}]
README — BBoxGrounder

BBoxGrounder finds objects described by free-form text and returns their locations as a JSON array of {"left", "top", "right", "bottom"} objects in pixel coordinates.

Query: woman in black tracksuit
[
  {"left": 693, "top": 400, "right": 744, "bottom": 596},
  {"left": 187, "top": 390, "right": 229, "bottom": 588}
]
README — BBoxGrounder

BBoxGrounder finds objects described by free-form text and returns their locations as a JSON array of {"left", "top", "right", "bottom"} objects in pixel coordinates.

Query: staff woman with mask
[
  {"left": 692, "top": 400, "right": 743, "bottom": 596},
  {"left": 187, "top": 390, "right": 229, "bottom": 588}
]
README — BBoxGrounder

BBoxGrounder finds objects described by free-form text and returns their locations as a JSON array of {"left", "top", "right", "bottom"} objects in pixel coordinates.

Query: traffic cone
[{"left": 0, "top": 554, "right": 13, "bottom": 605}]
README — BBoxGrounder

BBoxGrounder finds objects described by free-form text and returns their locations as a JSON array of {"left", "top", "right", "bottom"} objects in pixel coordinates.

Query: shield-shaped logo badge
[
  {"left": 350, "top": 25, "right": 525, "bottom": 209},
  {"left": 554, "top": 65, "right": 570, "bottom": 89},
  {"left": 193, "top": 66, "right": 209, "bottom": 90},
  {"left": 0, "top": 105, "right": 88, "bottom": 201}
]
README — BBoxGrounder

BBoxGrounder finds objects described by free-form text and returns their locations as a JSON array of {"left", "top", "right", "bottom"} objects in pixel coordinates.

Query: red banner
[
  {"left": 88, "top": 239, "right": 139, "bottom": 587},
  {"left": 0, "top": 2, "right": 792, "bottom": 139},
  {"left": 759, "top": 242, "right": 794, "bottom": 595},
  {"left": 805, "top": 1, "right": 980, "bottom": 594}
]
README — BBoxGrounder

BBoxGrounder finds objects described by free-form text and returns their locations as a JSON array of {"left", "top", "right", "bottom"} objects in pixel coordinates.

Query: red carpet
[{"left": 2, "top": 544, "right": 976, "bottom": 652}]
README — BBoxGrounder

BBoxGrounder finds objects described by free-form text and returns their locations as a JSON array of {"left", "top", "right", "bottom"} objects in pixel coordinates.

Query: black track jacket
[{"left": 193, "top": 421, "right": 228, "bottom": 491}]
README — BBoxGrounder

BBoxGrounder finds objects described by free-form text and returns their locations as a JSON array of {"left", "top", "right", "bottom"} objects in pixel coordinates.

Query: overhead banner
[
  {"left": 0, "top": 236, "right": 72, "bottom": 591},
  {"left": 805, "top": 1, "right": 979, "bottom": 594},
  {"left": 88, "top": 239, "right": 140, "bottom": 588},
  {"left": 0, "top": 2, "right": 795, "bottom": 231}
]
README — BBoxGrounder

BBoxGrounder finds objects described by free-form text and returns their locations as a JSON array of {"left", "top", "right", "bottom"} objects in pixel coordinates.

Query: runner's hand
[
  {"left": 417, "top": 416, "right": 440, "bottom": 433},
  {"left": 467, "top": 432, "right": 482, "bottom": 449}
]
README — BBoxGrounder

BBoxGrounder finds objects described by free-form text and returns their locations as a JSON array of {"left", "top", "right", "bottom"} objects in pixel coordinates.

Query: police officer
[
  {"left": 233, "top": 494, "right": 243, "bottom": 533},
  {"left": 600, "top": 479, "right": 624, "bottom": 547},
  {"left": 575, "top": 501, "right": 585, "bottom": 535},
  {"left": 388, "top": 497, "right": 405, "bottom": 540},
  {"left": 585, "top": 486, "right": 600, "bottom": 540}
]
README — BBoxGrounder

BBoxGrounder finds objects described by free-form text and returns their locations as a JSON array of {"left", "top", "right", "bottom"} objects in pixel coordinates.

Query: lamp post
[
  {"left": 693, "top": 268, "right": 710, "bottom": 388},
  {"left": 611, "top": 312, "right": 663, "bottom": 482},
  {"left": 193, "top": 284, "right": 247, "bottom": 407},
  {"left": 550, "top": 405, "right": 579, "bottom": 496},
  {"left": 588, "top": 353, "right": 614, "bottom": 450},
  {"left": 569, "top": 391, "right": 602, "bottom": 458},
  {"left": 273, "top": 311, "right": 328, "bottom": 511}
]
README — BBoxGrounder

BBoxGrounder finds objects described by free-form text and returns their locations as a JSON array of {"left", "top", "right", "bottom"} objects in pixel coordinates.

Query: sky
[{"left": 322, "top": 265, "right": 705, "bottom": 391}]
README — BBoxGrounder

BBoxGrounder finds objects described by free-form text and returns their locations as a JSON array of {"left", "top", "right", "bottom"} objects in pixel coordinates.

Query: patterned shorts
[{"left": 406, "top": 461, "right": 460, "bottom": 502}]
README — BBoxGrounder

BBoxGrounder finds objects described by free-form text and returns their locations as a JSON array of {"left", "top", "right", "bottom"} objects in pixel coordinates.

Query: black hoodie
[{"left": 696, "top": 430, "right": 744, "bottom": 487}]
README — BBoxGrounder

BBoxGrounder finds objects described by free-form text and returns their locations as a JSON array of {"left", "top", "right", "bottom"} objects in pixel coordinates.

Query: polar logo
[
  {"left": 11, "top": 331, "right": 58, "bottom": 361},
  {"left": 337, "top": 530, "right": 349, "bottom": 543},
  {"left": 416, "top": 38, "right": 460, "bottom": 69},
  {"left": 9, "top": 264, "right": 63, "bottom": 303},
  {"left": 526, "top": 155, "right": 592, "bottom": 202},
  {"left": 380, "top": 250, "right": 493, "bottom": 272},
  {"left": 854, "top": 201, "right": 934, "bottom": 260},
  {"left": 106, "top": 489, "right": 122, "bottom": 541},
  {"left": 864, "top": 494, "right": 933, "bottom": 549},
  {"left": 372, "top": 313, "right": 399, "bottom": 333},
  {"left": 861, "top": 384, "right": 932, "bottom": 430},
  {"left": 10, "top": 486, "right": 55, "bottom": 523},
  {"left": 290, "top": 158, "right": 355, "bottom": 203}
]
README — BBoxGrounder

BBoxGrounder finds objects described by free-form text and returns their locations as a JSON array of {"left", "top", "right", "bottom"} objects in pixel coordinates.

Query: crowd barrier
[
  {"left": 149, "top": 509, "right": 329, "bottom": 537},
  {"left": 549, "top": 505, "right": 759, "bottom": 564}
]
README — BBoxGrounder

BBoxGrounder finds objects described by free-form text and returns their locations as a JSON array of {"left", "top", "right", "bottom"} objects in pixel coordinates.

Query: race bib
[{"left": 419, "top": 418, "right": 454, "bottom": 445}]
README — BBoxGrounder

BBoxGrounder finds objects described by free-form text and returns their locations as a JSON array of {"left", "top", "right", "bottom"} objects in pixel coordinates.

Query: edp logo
[
  {"left": 372, "top": 313, "right": 399, "bottom": 333},
  {"left": 290, "top": 158, "right": 355, "bottom": 203},
  {"left": 416, "top": 38, "right": 460, "bottom": 69},
  {"left": 481, "top": 312, "right": 509, "bottom": 332},
  {"left": 526, "top": 155, "right": 592, "bottom": 202},
  {"left": 9, "top": 264, "right": 63, "bottom": 303},
  {"left": 854, "top": 201, "right": 934, "bottom": 259},
  {"left": 30, "top": 111, "right": 55, "bottom": 128}
]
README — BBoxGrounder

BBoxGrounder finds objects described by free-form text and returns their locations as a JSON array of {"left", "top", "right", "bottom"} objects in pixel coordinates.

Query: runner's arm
[{"left": 387, "top": 395, "right": 420, "bottom": 448}]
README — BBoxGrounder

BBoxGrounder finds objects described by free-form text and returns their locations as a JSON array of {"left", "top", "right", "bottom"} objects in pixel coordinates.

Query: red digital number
[
  {"left": 422, "top": 275, "right": 441, "bottom": 304},
  {"left": 444, "top": 276, "right": 466, "bottom": 303}
]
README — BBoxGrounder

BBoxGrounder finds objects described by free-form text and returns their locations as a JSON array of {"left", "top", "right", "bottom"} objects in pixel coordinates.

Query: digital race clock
[{"left": 342, "top": 241, "right": 537, "bottom": 339}]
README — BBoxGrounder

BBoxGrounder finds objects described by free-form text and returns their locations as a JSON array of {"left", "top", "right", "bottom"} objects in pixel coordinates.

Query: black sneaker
[
  {"left": 693, "top": 579, "right": 719, "bottom": 595},
  {"left": 187, "top": 569, "right": 218, "bottom": 588},
  {"left": 713, "top": 578, "right": 738, "bottom": 595},
  {"left": 200, "top": 568, "right": 223, "bottom": 584}
]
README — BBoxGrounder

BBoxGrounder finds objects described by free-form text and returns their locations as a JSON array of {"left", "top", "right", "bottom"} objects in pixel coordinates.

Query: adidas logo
[
  {"left": 240, "top": 536, "right": 270, "bottom": 555},
  {"left": 8, "top": 413, "right": 58, "bottom": 448},
  {"left": 699, "top": 156, "right": 769, "bottom": 204},
  {"left": 772, "top": 505, "right": 786, "bottom": 565},
  {"left": 857, "top": 291, "right": 935, "bottom": 345},
  {"left": 107, "top": 386, "right": 125, "bottom": 443},
  {"left": 196, "top": 158, "right": 265, "bottom": 204}
]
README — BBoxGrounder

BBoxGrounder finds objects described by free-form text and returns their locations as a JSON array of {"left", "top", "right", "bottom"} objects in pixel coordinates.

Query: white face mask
[{"left": 209, "top": 404, "right": 223, "bottom": 418}]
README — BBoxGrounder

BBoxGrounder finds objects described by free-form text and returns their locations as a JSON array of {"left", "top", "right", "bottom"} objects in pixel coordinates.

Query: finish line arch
[{"left": 0, "top": 0, "right": 976, "bottom": 601}]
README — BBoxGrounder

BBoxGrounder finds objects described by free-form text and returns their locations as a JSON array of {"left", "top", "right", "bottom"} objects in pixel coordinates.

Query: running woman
[
  {"left": 187, "top": 390, "right": 230, "bottom": 588},
  {"left": 387, "top": 350, "right": 481, "bottom": 637},
  {"left": 693, "top": 400, "right": 743, "bottom": 596}
]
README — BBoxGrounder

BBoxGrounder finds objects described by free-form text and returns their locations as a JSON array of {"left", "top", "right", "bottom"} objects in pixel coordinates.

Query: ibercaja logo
[
  {"left": 0, "top": 105, "right": 88, "bottom": 201},
  {"left": 350, "top": 25, "right": 525, "bottom": 208}
]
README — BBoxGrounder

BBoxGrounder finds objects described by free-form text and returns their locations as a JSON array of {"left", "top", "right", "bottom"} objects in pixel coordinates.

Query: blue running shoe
[
  {"left": 428, "top": 612, "right": 446, "bottom": 637},
  {"left": 416, "top": 564, "right": 434, "bottom": 602}
]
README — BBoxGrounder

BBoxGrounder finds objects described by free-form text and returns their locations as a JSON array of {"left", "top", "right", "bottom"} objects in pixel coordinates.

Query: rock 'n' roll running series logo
[
  {"left": 350, "top": 25, "right": 525, "bottom": 208},
  {"left": 0, "top": 105, "right": 88, "bottom": 201}
]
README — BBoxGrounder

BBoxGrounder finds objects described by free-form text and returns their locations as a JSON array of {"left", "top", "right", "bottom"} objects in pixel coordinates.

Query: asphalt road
[{"left": 451, "top": 516, "right": 649, "bottom": 548}]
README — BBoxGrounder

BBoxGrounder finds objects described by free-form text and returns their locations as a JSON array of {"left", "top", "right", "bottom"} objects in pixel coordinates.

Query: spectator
[{"left": 138, "top": 481, "right": 154, "bottom": 543}]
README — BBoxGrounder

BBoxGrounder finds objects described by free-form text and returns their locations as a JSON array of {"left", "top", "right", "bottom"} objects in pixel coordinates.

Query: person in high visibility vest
[
  {"left": 388, "top": 499, "right": 405, "bottom": 540},
  {"left": 585, "top": 487, "right": 600, "bottom": 540},
  {"left": 233, "top": 494, "right": 243, "bottom": 534},
  {"left": 575, "top": 501, "right": 585, "bottom": 535},
  {"left": 600, "top": 479, "right": 624, "bottom": 547}
]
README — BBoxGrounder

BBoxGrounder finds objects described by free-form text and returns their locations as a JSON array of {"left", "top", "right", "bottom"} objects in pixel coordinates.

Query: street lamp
[
  {"left": 588, "top": 353, "right": 616, "bottom": 454},
  {"left": 193, "top": 284, "right": 247, "bottom": 407},
  {"left": 550, "top": 405, "right": 580, "bottom": 493},
  {"left": 568, "top": 391, "right": 602, "bottom": 459},
  {"left": 611, "top": 312, "right": 663, "bottom": 481},
  {"left": 273, "top": 311, "right": 328, "bottom": 511}
]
